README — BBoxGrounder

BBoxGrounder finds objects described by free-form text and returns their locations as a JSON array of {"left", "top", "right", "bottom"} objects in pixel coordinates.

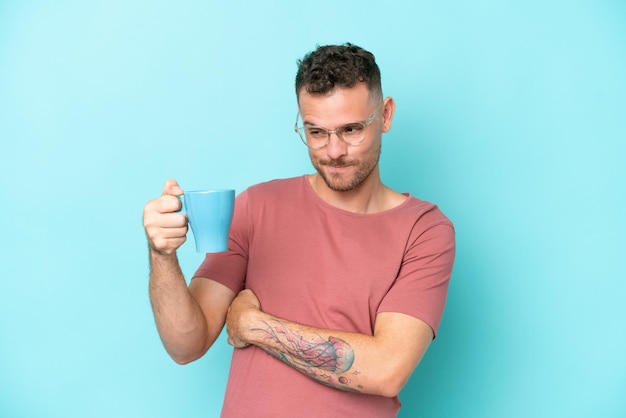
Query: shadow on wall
[
  {"left": 399, "top": 251, "right": 489, "bottom": 417},
  {"left": 384, "top": 101, "right": 503, "bottom": 417}
]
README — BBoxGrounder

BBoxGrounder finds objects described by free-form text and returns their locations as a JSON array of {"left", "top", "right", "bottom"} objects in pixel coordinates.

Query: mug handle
[{"left": 176, "top": 195, "right": 186, "bottom": 214}]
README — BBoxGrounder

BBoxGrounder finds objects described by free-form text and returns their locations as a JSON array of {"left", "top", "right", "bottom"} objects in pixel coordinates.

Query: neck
[{"left": 308, "top": 171, "right": 404, "bottom": 214}]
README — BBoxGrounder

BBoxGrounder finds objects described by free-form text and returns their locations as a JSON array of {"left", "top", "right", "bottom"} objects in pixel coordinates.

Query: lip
[{"left": 326, "top": 165, "right": 353, "bottom": 174}]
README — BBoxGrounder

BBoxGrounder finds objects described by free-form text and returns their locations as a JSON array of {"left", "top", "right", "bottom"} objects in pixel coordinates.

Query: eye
[
  {"left": 340, "top": 123, "right": 365, "bottom": 136},
  {"left": 306, "top": 127, "right": 327, "bottom": 138}
]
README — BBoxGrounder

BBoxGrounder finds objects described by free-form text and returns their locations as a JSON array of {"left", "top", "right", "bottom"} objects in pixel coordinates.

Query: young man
[{"left": 143, "top": 43, "right": 455, "bottom": 417}]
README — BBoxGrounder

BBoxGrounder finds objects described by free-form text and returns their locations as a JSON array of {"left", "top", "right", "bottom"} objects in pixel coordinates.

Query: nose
[{"left": 324, "top": 131, "right": 348, "bottom": 160}]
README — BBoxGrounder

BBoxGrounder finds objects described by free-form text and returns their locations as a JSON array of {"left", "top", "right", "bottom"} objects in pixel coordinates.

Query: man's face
[{"left": 297, "top": 83, "right": 389, "bottom": 193}]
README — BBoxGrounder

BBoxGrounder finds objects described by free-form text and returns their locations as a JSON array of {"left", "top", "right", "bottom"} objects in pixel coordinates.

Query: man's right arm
[{"left": 144, "top": 179, "right": 235, "bottom": 364}]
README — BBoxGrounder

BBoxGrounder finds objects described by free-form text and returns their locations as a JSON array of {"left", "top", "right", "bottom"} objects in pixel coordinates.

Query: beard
[{"left": 310, "top": 141, "right": 382, "bottom": 192}]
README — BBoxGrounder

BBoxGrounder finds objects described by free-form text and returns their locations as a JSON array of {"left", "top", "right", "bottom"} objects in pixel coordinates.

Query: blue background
[{"left": 1, "top": 1, "right": 624, "bottom": 417}]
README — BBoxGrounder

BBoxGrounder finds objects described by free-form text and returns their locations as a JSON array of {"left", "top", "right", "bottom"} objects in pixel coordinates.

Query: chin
[{"left": 319, "top": 171, "right": 367, "bottom": 192}]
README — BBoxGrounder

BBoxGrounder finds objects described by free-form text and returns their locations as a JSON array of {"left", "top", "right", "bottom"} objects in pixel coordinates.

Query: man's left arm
[{"left": 226, "top": 289, "right": 433, "bottom": 398}]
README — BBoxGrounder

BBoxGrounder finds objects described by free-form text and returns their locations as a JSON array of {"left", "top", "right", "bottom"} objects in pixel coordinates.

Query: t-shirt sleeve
[
  {"left": 192, "top": 189, "right": 250, "bottom": 294},
  {"left": 377, "top": 217, "right": 456, "bottom": 338}
]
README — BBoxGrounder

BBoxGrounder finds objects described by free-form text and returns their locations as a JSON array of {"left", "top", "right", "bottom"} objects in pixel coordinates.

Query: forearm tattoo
[{"left": 253, "top": 319, "right": 361, "bottom": 391}]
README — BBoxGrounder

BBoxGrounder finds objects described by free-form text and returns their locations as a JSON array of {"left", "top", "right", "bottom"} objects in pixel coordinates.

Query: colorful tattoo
[{"left": 253, "top": 319, "right": 359, "bottom": 391}]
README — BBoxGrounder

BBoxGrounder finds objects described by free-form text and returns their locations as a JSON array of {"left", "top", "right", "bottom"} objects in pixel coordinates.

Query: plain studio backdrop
[{"left": 1, "top": 1, "right": 624, "bottom": 417}]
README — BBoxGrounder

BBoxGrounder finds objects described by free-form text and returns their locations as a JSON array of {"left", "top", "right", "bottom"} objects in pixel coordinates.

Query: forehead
[{"left": 298, "top": 83, "right": 374, "bottom": 125}]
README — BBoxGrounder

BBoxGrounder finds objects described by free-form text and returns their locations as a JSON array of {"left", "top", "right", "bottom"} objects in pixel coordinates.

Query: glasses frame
[{"left": 294, "top": 102, "right": 383, "bottom": 150}]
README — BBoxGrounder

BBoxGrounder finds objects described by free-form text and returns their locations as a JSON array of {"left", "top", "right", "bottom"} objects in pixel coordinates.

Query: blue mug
[{"left": 178, "top": 189, "right": 235, "bottom": 253}]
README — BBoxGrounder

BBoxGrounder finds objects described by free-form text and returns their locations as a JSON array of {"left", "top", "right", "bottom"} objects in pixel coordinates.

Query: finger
[
  {"left": 148, "top": 235, "right": 187, "bottom": 255},
  {"left": 143, "top": 214, "right": 187, "bottom": 246},
  {"left": 156, "top": 225, "right": 188, "bottom": 239},
  {"left": 157, "top": 213, "right": 188, "bottom": 228},
  {"left": 144, "top": 195, "right": 181, "bottom": 217},
  {"left": 143, "top": 207, "right": 187, "bottom": 230},
  {"left": 155, "top": 195, "right": 184, "bottom": 214},
  {"left": 162, "top": 179, "right": 184, "bottom": 197}
]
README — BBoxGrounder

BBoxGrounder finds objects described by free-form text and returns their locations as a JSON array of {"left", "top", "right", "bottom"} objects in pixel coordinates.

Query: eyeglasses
[{"left": 294, "top": 102, "right": 383, "bottom": 149}]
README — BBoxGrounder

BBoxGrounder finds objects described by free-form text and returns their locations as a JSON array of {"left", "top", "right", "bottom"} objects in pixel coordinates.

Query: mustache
[{"left": 318, "top": 158, "right": 356, "bottom": 168}]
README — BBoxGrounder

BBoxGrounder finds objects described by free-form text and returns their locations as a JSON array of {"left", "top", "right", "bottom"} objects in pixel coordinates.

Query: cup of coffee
[{"left": 178, "top": 189, "right": 235, "bottom": 253}]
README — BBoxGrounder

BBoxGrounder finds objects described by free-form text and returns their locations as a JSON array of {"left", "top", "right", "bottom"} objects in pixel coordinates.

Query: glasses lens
[
  {"left": 295, "top": 127, "right": 321, "bottom": 149},
  {"left": 295, "top": 108, "right": 375, "bottom": 148},
  {"left": 338, "top": 123, "right": 367, "bottom": 145},
  {"left": 304, "top": 127, "right": 329, "bottom": 148}
]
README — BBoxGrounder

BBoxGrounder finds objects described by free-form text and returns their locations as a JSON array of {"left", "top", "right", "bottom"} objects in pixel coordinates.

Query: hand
[
  {"left": 226, "top": 289, "right": 261, "bottom": 349},
  {"left": 143, "top": 179, "right": 187, "bottom": 256}
]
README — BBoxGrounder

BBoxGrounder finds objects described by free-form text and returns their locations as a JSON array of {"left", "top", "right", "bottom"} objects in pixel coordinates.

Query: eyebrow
[
  {"left": 301, "top": 117, "right": 364, "bottom": 129},
  {"left": 301, "top": 118, "right": 319, "bottom": 127}
]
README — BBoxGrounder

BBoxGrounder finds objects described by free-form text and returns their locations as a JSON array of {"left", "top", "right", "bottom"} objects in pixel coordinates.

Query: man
[{"left": 143, "top": 43, "right": 455, "bottom": 417}]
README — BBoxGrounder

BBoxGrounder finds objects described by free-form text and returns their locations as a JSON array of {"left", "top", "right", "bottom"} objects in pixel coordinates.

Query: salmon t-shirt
[{"left": 194, "top": 175, "right": 455, "bottom": 417}]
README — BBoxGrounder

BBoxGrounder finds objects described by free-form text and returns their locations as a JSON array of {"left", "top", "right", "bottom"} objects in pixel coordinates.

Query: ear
[{"left": 381, "top": 96, "right": 396, "bottom": 133}]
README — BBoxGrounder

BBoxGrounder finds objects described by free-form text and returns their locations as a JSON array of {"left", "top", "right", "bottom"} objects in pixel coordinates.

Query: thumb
[{"left": 162, "top": 179, "right": 184, "bottom": 196}]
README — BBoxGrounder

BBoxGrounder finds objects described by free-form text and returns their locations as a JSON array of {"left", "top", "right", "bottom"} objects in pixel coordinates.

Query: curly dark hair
[{"left": 295, "top": 43, "right": 382, "bottom": 100}]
